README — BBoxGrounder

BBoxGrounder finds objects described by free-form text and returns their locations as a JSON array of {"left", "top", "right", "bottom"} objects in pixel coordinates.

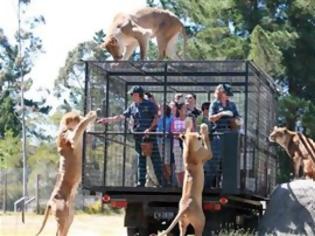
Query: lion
[
  {"left": 269, "top": 126, "right": 315, "bottom": 180},
  {"left": 101, "top": 7, "right": 187, "bottom": 60},
  {"left": 159, "top": 123, "right": 213, "bottom": 236},
  {"left": 35, "top": 111, "right": 97, "bottom": 236}
]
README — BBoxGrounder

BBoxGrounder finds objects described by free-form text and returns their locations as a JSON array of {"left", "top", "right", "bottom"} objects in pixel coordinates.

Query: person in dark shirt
[
  {"left": 185, "top": 93, "right": 201, "bottom": 118},
  {"left": 97, "top": 86, "right": 162, "bottom": 187},
  {"left": 206, "top": 84, "right": 240, "bottom": 188},
  {"left": 196, "top": 101, "right": 211, "bottom": 131},
  {"left": 209, "top": 84, "right": 240, "bottom": 132}
]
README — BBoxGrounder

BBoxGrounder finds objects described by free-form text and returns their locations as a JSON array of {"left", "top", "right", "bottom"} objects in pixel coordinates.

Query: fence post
[
  {"left": 2, "top": 168, "right": 7, "bottom": 213},
  {"left": 36, "top": 174, "right": 40, "bottom": 214}
]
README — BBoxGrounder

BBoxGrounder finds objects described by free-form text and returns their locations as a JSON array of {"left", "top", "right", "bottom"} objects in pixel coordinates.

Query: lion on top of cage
[
  {"left": 35, "top": 111, "right": 97, "bottom": 236},
  {"left": 101, "top": 7, "right": 187, "bottom": 61}
]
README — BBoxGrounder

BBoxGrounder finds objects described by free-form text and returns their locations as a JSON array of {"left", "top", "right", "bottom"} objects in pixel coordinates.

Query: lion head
[
  {"left": 180, "top": 124, "right": 212, "bottom": 165},
  {"left": 101, "top": 36, "right": 123, "bottom": 60},
  {"left": 57, "top": 111, "right": 82, "bottom": 151},
  {"left": 269, "top": 126, "right": 296, "bottom": 148}
]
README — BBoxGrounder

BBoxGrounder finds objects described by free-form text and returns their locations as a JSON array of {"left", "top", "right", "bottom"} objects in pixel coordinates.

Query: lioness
[
  {"left": 36, "top": 111, "right": 97, "bottom": 236},
  {"left": 269, "top": 126, "right": 315, "bottom": 179},
  {"left": 101, "top": 7, "right": 186, "bottom": 60},
  {"left": 159, "top": 124, "right": 213, "bottom": 236}
]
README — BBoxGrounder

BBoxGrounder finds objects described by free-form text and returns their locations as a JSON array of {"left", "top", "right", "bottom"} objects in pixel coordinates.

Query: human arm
[
  {"left": 209, "top": 101, "right": 234, "bottom": 122},
  {"left": 144, "top": 102, "right": 159, "bottom": 134},
  {"left": 97, "top": 103, "right": 134, "bottom": 125},
  {"left": 209, "top": 102, "right": 222, "bottom": 122},
  {"left": 144, "top": 114, "right": 159, "bottom": 133},
  {"left": 97, "top": 114, "right": 125, "bottom": 125}
]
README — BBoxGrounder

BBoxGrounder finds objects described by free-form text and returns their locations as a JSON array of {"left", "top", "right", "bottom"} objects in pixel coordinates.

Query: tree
[
  {"left": 0, "top": 0, "right": 53, "bottom": 209},
  {"left": 0, "top": 1, "right": 50, "bottom": 140},
  {"left": 148, "top": 0, "right": 315, "bottom": 181},
  {"left": 54, "top": 30, "right": 109, "bottom": 113},
  {"left": 0, "top": 130, "right": 22, "bottom": 211},
  {"left": 27, "top": 143, "right": 59, "bottom": 200}
]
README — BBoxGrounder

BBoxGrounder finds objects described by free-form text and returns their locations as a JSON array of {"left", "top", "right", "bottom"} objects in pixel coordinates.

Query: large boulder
[{"left": 259, "top": 179, "right": 315, "bottom": 235}]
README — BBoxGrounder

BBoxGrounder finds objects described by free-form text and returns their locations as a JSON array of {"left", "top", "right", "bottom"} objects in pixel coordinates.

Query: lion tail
[
  {"left": 158, "top": 198, "right": 192, "bottom": 236},
  {"left": 35, "top": 205, "right": 51, "bottom": 236}
]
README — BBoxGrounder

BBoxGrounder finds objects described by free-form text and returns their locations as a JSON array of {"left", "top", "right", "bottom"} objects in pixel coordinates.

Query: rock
[{"left": 259, "top": 179, "right": 315, "bottom": 235}]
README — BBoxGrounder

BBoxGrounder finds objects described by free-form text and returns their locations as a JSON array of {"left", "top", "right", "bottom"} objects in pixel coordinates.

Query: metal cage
[{"left": 82, "top": 60, "right": 278, "bottom": 199}]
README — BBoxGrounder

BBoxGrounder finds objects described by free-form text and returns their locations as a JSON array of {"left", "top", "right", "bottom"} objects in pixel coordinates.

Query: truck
[{"left": 82, "top": 60, "right": 278, "bottom": 235}]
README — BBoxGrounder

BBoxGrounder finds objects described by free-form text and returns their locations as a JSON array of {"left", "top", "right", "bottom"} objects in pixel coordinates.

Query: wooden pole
[{"left": 36, "top": 174, "right": 40, "bottom": 214}]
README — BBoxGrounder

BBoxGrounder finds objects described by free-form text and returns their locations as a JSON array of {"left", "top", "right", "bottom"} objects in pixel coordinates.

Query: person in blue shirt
[
  {"left": 209, "top": 84, "right": 240, "bottom": 132},
  {"left": 156, "top": 104, "right": 173, "bottom": 185},
  {"left": 206, "top": 83, "right": 241, "bottom": 188},
  {"left": 97, "top": 86, "right": 162, "bottom": 187}
]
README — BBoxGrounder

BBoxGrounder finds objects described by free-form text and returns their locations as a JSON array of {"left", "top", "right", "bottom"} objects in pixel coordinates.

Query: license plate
[{"left": 153, "top": 211, "right": 175, "bottom": 220}]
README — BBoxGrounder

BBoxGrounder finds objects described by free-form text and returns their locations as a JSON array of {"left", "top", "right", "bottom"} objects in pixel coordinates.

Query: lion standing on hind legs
[
  {"left": 35, "top": 110, "right": 97, "bottom": 236},
  {"left": 159, "top": 122, "right": 213, "bottom": 236}
]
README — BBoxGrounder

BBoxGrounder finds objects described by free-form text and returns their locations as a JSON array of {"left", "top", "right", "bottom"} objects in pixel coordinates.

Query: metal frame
[{"left": 82, "top": 60, "right": 278, "bottom": 199}]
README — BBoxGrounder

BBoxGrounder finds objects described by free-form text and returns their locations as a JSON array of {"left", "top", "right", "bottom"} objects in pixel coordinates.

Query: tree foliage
[
  {"left": 0, "top": 130, "right": 21, "bottom": 169},
  {"left": 147, "top": 0, "right": 315, "bottom": 181},
  {"left": 54, "top": 30, "right": 109, "bottom": 113},
  {"left": 0, "top": 1, "right": 50, "bottom": 139}
]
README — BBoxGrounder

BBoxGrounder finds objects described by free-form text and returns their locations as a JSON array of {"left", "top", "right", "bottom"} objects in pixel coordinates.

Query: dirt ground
[{"left": 0, "top": 212, "right": 126, "bottom": 236}]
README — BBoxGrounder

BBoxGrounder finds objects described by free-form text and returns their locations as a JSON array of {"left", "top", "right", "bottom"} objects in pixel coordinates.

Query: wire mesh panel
[{"left": 82, "top": 60, "right": 278, "bottom": 198}]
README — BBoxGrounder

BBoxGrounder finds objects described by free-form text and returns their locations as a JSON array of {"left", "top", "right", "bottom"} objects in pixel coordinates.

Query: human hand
[
  {"left": 219, "top": 110, "right": 233, "bottom": 117},
  {"left": 97, "top": 117, "right": 109, "bottom": 125},
  {"left": 163, "top": 164, "right": 171, "bottom": 178},
  {"left": 144, "top": 128, "right": 150, "bottom": 134}
]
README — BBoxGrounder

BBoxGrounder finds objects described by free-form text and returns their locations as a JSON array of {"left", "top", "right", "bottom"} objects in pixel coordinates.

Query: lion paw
[{"left": 86, "top": 111, "right": 97, "bottom": 120}]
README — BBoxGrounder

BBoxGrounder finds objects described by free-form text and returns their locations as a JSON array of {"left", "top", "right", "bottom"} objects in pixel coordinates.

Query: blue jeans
[{"left": 135, "top": 135, "right": 162, "bottom": 186}]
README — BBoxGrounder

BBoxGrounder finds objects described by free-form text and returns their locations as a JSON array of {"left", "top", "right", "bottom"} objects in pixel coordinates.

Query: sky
[{"left": 0, "top": 0, "right": 146, "bottom": 95}]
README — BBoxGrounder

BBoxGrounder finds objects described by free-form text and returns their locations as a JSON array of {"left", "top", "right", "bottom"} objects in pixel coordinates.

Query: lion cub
[
  {"left": 159, "top": 124, "right": 213, "bottom": 236},
  {"left": 36, "top": 111, "right": 97, "bottom": 236}
]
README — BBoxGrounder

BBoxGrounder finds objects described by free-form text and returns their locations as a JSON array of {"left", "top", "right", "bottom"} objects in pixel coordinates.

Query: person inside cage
[
  {"left": 185, "top": 93, "right": 201, "bottom": 118},
  {"left": 170, "top": 102, "right": 192, "bottom": 187},
  {"left": 97, "top": 86, "right": 162, "bottom": 187},
  {"left": 206, "top": 83, "right": 241, "bottom": 188},
  {"left": 156, "top": 104, "right": 173, "bottom": 186},
  {"left": 196, "top": 101, "right": 211, "bottom": 131},
  {"left": 209, "top": 84, "right": 240, "bottom": 132}
]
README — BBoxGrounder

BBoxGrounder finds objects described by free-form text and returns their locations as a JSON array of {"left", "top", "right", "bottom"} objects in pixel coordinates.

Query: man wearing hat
[
  {"left": 205, "top": 83, "right": 240, "bottom": 188},
  {"left": 97, "top": 85, "right": 162, "bottom": 187},
  {"left": 209, "top": 83, "right": 240, "bottom": 131}
]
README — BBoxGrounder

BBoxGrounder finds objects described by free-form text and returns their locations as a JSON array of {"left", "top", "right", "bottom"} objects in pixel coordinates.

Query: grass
[
  {"left": 0, "top": 212, "right": 259, "bottom": 236},
  {"left": 0, "top": 212, "right": 126, "bottom": 236}
]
